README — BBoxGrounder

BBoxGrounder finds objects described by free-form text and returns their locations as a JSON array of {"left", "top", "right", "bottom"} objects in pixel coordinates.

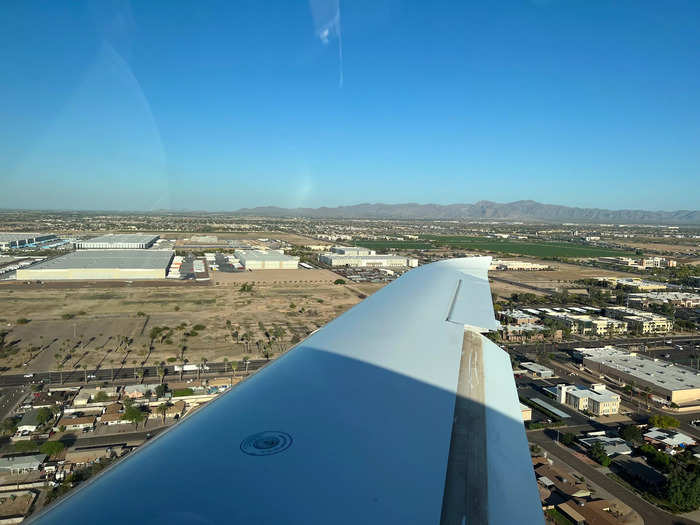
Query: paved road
[
  {"left": 530, "top": 431, "right": 700, "bottom": 525},
  {"left": 0, "top": 387, "right": 28, "bottom": 421},
  {"left": 489, "top": 276, "right": 554, "bottom": 295},
  {"left": 0, "top": 359, "right": 270, "bottom": 388},
  {"left": 72, "top": 427, "right": 169, "bottom": 448}
]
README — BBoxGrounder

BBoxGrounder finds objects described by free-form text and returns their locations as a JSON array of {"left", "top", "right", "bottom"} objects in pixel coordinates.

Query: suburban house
[
  {"left": 102, "top": 402, "right": 123, "bottom": 415},
  {"left": 98, "top": 413, "right": 130, "bottom": 426},
  {"left": 0, "top": 454, "right": 47, "bottom": 474},
  {"left": 533, "top": 459, "right": 592, "bottom": 499},
  {"left": 578, "top": 436, "right": 632, "bottom": 457},
  {"left": 17, "top": 410, "right": 43, "bottom": 433},
  {"left": 57, "top": 416, "right": 96, "bottom": 431},
  {"left": 124, "top": 384, "right": 160, "bottom": 399},
  {"left": 644, "top": 427, "right": 696, "bottom": 452}
]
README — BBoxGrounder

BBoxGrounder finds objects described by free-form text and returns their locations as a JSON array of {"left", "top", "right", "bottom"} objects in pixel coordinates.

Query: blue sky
[{"left": 1, "top": 0, "right": 699, "bottom": 212}]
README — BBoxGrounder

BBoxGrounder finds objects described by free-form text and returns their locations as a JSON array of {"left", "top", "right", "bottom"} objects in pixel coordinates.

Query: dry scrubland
[{"left": 0, "top": 280, "right": 385, "bottom": 374}]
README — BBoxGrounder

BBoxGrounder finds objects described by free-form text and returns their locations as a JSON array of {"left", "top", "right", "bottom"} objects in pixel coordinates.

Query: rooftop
[
  {"left": 80, "top": 234, "right": 159, "bottom": 245},
  {"left": 25, "top": 250, "right": 173, "bottom": 271},
  {"left": 579, "top": 346, "right": 700, "bottom": 391},
  {"left": 520, "top": 362, "right": 553, "bottom": 374},
  {"left": 234, "top": 249, "right": 298, "bottom": 262}
]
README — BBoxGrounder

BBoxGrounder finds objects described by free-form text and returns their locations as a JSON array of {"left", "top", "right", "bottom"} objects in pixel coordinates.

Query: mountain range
[{"left": 233, "top": 200, "right": 700, "bottom": 225}]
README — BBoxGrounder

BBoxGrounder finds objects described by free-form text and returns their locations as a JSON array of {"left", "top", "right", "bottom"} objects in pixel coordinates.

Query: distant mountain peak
[{"left": 232, "top": 200, "right": 700, "bottom": 224}]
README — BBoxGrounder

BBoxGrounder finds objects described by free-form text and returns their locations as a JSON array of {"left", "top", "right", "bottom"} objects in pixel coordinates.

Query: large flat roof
[
  {"left": 81, "top": 234, "right": 159, "bottom": 244},
  {"left": 0, "top": 232, "right": 54, "bottom": 242},
  {"left": 26, "top": 250, "right": 173, "bottom": 270},
  {"left": 580, "top": 346, "right": 700, "bottom": 391},
  {"left": 234, "top": 250, "right": 298, "bottom": 262}
]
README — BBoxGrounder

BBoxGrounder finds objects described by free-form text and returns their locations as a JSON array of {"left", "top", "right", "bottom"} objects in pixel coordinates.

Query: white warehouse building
[
  {"left": 319, "top": 253, "right": 419, "bottom": 268},
  {"left": 16, "top": 250, "right": 174, "bottom": 281},
  {"left": 75, "top": 234, "right": 159, "bottom": 249},
  {"left": 234, "top": 250, "right": 299, "bottom": 270}
]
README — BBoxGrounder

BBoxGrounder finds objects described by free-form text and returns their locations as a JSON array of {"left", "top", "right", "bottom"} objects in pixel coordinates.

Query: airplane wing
[{"left": 30, "top": 257, "right": 543, "bottom": 524}]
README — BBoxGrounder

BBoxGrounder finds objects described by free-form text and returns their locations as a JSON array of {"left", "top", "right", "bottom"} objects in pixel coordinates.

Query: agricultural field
[
  {"left": 0, "top": 280, "right": 382, "bottom": 375},
  {"left": 352, "top": 237, "right": 636, "bottom": 257},
  {"left": 422, "top": 236, "right": 635, "bottom": 258},
  {"left": 351, "top": 240, "right": 433, "bottom": 250}
]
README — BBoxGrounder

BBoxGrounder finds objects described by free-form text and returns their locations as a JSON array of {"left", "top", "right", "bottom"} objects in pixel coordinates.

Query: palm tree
[
  {"left": 136, "top": 368, "right": 144, "bottom": 384},
  {"left": 82, "top": 364, "right": 88, "bottom": 384},
  {"left": 179, "top": 358, "right": 187, "bottom": 380},
  {"left": 223, "top": 357, "right": 229, "bottom": 374},
  {"left": 57, "top": 364, "right": 64, "bottom": 385},
  {"left": 158, "top": 402, "right": 169, "bottom": 424},
  {"left": 157, "top": 363, "right": 165, "bottom": 384}
]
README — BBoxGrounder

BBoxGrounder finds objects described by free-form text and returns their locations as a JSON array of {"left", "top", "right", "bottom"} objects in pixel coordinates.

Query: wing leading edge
[{"left": 30, "top": 257, "right": 543, "bottom": 524}]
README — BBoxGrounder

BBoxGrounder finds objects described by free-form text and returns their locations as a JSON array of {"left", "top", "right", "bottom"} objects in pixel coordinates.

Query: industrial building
[
  {"left": 319, "top": 253, "right": 419, "bottom": 268},
  {"left": 489, "top": 260, "right": 550, "bottom": 271},
  {"left": 598, "top": 277, "right": 668, "bottom": 292},
  {"left": 578, "top": 346, "right": 700, "bottom": 404},
  {"left": 604, "top": 306, "right": 673, "bottom": 333},
  {"left": 0, "top": 233, "right": 57, "bottom": 250},
  {"left": 234, "top": 250, "right": 299, "bottom": 270},
  {"left": 330, "top": 246, "right": 375, "bottom": 256},
  {"left": 76, "top": 234, "right": 159, "bottom": 249},
  {"left": 520, "top": 362, "right": 554, "bottom": 379},
  {"left": 556, "top": 383, "right": 620, "bottom": 416},
  {"left": 16, "top": 250, "right": 174, "bottom": 281}
]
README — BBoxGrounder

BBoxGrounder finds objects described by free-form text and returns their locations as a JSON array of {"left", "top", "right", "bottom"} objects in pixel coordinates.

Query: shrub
[
  {"left": 16, "top": 318, "right": 31, "bottom": 325},
  {"left": 334, "top": 279, "right": 346, "bottom": 285}
]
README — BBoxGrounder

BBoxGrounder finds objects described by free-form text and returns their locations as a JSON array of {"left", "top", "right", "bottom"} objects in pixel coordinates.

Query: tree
[
  {"left": 82, "top": 364, "right": 88, "bottom": 383},
  {"left": 121, "top": 406, "right": 145, "bottom": 429},
  {"left": 223, "top": 357, "right": 229, "bottom": 374},
  {"left": 1, "top": 417, "right": 18, "bottom": 436},
  {"left": 40, "top": 440, "right": 65, "bottom": 456},
  {"left": 94, "top": 391, "right": 109, "bottom": 403},
  {"left": 136, "top": 368, "right": 145, "bottom": 384},
  {"left": 649, "top": 414, "right": 680, "bottom": 429},
  {"left": 157, "top": 403, "right": 169, "bottom": 424},
  {"left": 560, "top": 433, "right": 576, "bottom": 446},
  {"left": 155, "top": 384, "right": 168, "bottom": 398},
  {"left": 36, "top": 407, "right": 53, "bottom": 426},
  {"left": 157, "top": 363, "right": 166, "bottom": 384},
  {"left": 666, "top": 465, "right": 700, "bottom": 512},
  {"left": 589, "top": 442, "right": 611, "bottom": 467},
  {"left": 619, "top": 424, "right": 643, "bottom": 443}
]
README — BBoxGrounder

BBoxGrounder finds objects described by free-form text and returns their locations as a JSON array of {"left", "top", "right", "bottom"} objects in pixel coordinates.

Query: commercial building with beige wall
[
  {"left": 16, "top": 250, "right": 173, "bottom": 281},
  {"left": 579, "top": 346, "right": 700, "bottom": 405}
]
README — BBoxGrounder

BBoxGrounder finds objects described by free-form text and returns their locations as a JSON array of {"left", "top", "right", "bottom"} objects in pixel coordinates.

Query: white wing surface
[{"left": 30, "top": 257, "right": 543, "bottom": 524}]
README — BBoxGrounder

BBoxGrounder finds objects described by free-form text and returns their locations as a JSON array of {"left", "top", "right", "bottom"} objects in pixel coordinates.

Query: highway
[
  {"left": 0, "top": 359, "right": 270, "bottom": 388},
  {"left": 530, "top": 431, "right": 700, "bottom": 525}
]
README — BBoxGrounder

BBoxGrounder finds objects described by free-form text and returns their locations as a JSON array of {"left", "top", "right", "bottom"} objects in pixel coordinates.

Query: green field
[
  {"left": 354, "top": 236, "right": 635, "bottom": 257},
  {"left": 351, "top": 240, "right": 432, "bottom": 250},
  {"left": 424, "top": 236, "right": 634, "bottom": 257}
]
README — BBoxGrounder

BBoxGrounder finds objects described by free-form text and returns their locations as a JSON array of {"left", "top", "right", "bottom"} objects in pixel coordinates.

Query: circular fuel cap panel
[{"left": 240, "top": 431, "right": 293, "bottom": 456}]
